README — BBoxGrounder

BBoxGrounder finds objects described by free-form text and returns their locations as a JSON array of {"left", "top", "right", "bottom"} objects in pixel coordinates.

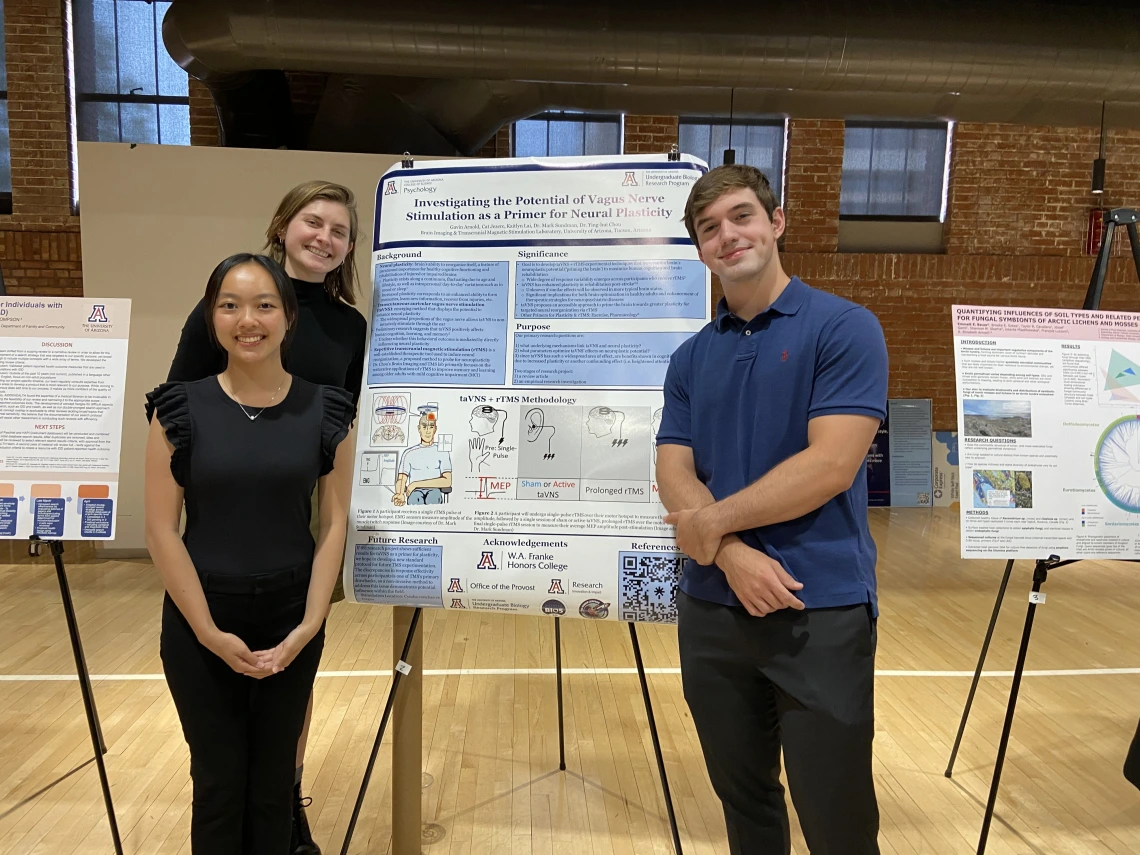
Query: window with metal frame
[
  {"left": 678, "top": 118, "right": 785, "bottom": 203},
  {"left": 512, "top": 111, "right": 622, "bottom": 158},
  {"left": 840, "top": 121, "right": 951, "bottom": 220},
  {"left": 72, "top": 0, "right": 189, "bottom": 145}
]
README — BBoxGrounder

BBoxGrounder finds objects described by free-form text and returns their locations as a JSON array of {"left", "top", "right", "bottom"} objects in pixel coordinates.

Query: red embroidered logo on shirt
[{"left": 781, "top": 350, "right": 789, "bottom": 362}]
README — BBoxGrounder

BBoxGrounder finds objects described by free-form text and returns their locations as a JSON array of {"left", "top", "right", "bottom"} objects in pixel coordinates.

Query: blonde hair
[{"left": 264, "top": 180, "right": 360, "bottom": 305}]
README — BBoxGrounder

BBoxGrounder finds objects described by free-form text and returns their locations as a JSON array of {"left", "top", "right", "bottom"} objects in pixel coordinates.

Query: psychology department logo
[
  {"left": 542, "top": 599, "right": 566, "bottom": 616},
  {"left": 88, "top": 304, "right": 109, "bottom": 323},
  {"left": 476, "top": 551, "right": 498, "bottom": 570},
  {"left": 622, "top": 171, "right": 638, "bottom": 187},
  {"left": 579, "top": 598, "right": 610, "bottom": 619},
  {"left": 384, "top": 180, "right": 398, "bottom": 196},
  {"left": 548, "top": 579, "right": 565, "bottom": 595},
  {"left": 447, "top": 578, "right": 464, "bottom": 593}
]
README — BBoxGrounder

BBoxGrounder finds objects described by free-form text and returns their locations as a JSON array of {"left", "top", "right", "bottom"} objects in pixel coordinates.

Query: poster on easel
[
  {"left": 343, "top": 154, "right": 710, "bottom": 622},
  {"left": 0, "top": 296, "right": 131, "bottom": 540},
  {"left": 953, "top": 303, "right": 1140, "bottom": 558},
  {"left": 865, "top": 399, "right": 933, "bottom": 508}
]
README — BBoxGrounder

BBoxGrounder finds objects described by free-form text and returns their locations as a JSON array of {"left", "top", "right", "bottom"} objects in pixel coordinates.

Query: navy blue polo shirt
[{"left": 657, "top": 276, "right": 888, "bottom": 615}]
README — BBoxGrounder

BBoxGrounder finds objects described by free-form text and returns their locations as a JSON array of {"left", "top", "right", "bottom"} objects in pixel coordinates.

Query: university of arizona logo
[
  {"left": 476, "top": 551, "right": 497, "bottom": 570},
  {"left": 447, "top": 578, "right": 464, "bottom": 593},
  {"left": 88, "top": 304, "right": 109, "bottom": 323},
  {"left": 450, "top": 599, "right": 466, "bottom": 609},
  {"left": 384, "top": 180, "right": 398, "bottom": 195},
  {"left": 548, "top": 579, "right": 565, "bottom": 595},
  {"left": 622, "top": 171, "right": 638, "bottom": 187}
]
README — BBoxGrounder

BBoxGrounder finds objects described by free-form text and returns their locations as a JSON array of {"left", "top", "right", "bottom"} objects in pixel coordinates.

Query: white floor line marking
[{"left": 2, "top": 667, "right": 1140, "bottom": 682}]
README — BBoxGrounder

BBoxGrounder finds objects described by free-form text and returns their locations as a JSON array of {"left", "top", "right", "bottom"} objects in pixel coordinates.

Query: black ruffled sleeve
[
  {"left": 145, "top": 382, "right": 191, "bottom": 487},
  {"left": 320, "top": 385, "right": 355, "bottom": 476}
]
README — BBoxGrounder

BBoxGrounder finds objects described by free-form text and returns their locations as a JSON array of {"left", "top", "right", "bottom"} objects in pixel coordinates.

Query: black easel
[
  {"left": 339, "top": 606, "right": 422, "bottom": 855},
  {"left": 28, "top": 536, "right": 123, "bottom": 855},
  {"left": 944, "top": 208, "right": 1140, "bottom": 855},
  {"left": 553, "top": 617, "right": 683, "bottom": 854}
]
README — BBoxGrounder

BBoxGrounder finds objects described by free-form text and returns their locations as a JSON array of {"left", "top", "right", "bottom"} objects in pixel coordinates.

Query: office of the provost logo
[
  {"left": 88, "top": 304, "right": 109, "bottom": 323},
  {"left": 384, "top": 180, "right": 398, "bottom": 196},
  {"left": 476, "top": 551, "right": 497, "bottom": 570}
]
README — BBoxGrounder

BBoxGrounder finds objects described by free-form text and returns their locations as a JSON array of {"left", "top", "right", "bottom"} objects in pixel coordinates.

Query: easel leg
[
  {"left": 555, "top": 616, "right": 566, "bottom": 771},
  {"left": 44, "top": 539, "right": 123, "bottom": 855},
  {"left": 340, "top": 606, "right": 422, "bottom": 855},
  {"left": 976, "top": 561, "right": 1048, "bottom": 855},
  {"left": 628, "top": 623, "right": 682, "bottom": 855},
  {"left": 946, "top": 558, "right": 1015, "bottom": 777}
]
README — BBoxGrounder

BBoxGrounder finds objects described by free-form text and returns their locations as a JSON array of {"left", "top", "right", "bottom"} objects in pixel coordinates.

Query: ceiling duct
[{"left": 163, "top": 0, "right": 1140, "bottom": 152}]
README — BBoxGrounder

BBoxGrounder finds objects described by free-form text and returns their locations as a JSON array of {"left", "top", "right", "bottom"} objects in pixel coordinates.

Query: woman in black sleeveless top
[
  {"left": 159, "top": 181, "right": 366, "bottom": 854},
  {"left": 145, "top": 254, "right": 353, "bottom": 855}
]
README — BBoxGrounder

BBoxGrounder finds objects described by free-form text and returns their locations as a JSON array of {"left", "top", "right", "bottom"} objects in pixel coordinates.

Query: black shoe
[{"left": 292, "top": 782, "right": 322, "bottom": 855}]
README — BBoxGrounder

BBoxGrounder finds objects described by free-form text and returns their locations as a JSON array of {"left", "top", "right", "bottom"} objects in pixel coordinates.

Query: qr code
[
  {"left": 619, "top": 551, "right": 683, "bottom": 624},
  {"left": 918, "top": 492, "right": 931, "bottom": 505}
]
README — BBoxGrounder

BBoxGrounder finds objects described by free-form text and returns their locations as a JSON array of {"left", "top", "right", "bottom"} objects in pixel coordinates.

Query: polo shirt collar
[{"left": 714, "top": 276, "right": 808, "bottom": 331}]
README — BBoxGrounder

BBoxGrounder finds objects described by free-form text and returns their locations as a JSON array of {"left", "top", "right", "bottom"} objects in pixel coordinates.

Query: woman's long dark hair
[{"left": 202, "top": 253, "right": 299, "bottom": 365}]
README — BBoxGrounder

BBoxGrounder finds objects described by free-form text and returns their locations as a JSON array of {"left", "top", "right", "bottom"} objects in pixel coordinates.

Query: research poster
[
  {"left": 954, "top": 303, "right": 1140, "bottom": 558},
  {"left": 0, "top": 297, "right": 131, "bottom": 540},
  {"left": 344, "top": 154, "right": 710, "bottom": 623},
  {"left": 865, "top": 399, "right": 934, "bottom": 508},
  {"left": 932, "top": 431, "right": 961, "bottom": 509}
]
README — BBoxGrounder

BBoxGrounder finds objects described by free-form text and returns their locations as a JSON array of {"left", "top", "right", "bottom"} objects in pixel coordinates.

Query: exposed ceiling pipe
[
  {"left": 164, "top": 0, "right": 1140, "bottom": 99},
  {"left": 162, "top": 0, "right": 1140, "bottom": 152}
]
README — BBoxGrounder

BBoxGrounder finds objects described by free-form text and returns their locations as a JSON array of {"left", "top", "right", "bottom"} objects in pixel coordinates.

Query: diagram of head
[
  {"left": 587, "top": 406, "right": 625, "bottom": 440},
  {"left": 470, "top": 405, "right": 507, "bottom": 442},
  {"left": 416, "top": 404, "right": 439, "bottom": 446}
]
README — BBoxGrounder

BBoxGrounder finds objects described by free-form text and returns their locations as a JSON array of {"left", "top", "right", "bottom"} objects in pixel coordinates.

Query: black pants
[
  {"left": 1125, "top": 718, "right": 1140, "bottom": 790},
  {"left": 160, "top": 568, "right": 325, "bottom": 855},
  {"left": 678, "top": 591, "right": 880, "bottom": 855}
]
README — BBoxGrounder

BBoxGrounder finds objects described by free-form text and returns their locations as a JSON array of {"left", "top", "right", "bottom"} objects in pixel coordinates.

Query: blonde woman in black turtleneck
[{"left": 162, "top": 180, "right": 366, "bottom": 855}]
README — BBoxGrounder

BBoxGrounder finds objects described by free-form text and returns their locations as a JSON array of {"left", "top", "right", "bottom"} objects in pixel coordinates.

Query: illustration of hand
[
  {"left": 392, "top": 490, "right": 407, "bottom": 506},
  {"left": 469, "top": 436, "right": 490, "bottom": 471}
]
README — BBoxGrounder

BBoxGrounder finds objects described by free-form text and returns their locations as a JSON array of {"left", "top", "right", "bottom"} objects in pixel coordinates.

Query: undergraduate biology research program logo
[
  {"left": 622, "top": 171, "right": 638, "bottom": 186},
  {"left": 88, "top": 304, "right": 109, "bottom": 323}
]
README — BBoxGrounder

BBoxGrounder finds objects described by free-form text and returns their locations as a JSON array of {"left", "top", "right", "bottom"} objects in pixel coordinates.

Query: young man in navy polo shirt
[{"left": 657, "top": 164, "right": 888, "bottom": 854}]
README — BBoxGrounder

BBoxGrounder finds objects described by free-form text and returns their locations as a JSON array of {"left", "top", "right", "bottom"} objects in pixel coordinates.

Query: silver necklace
[{"left": 220, "top": 373, "right": 286, "bottom": 421}]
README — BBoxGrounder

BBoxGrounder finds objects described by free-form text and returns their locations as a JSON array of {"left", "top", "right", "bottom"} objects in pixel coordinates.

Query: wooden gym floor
[{"left": 2, "top": 507, "right": 1139, "bottom": 854}]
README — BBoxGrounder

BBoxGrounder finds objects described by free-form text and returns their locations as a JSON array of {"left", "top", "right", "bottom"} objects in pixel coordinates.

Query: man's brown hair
[{"left": 683, "top": 164, "right": 780, "bottom": 245}]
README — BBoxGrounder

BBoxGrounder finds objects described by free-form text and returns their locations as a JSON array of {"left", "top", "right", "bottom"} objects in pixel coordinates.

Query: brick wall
[
  {"left": 623, "top": 115, "right": 678, "bottom": 155},
  {"left": 188, "top": 78, "right": 220, "bottom": 146},
  {"left": 783, "top": 119, "right": 844, "bottom": 253},
  {"left": 1, "top": 0, "right": 82, "bottom": 299},
  {"left": 477, "top": 125, "right": 511, "bottom": 158},
  {"left": 635, "top": 117, "right": 1140, "bottom": 429},
  {"left": 4, "top": 2, "right": 1137, "bottom": 430}
]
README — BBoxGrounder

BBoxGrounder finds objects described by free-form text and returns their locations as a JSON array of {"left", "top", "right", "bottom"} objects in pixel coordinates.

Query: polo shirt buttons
[{"left": 744, "top": 330, "right": 752, "bottom": 336}]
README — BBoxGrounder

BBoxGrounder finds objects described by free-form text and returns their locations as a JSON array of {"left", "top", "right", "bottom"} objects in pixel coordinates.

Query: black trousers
[
  {"left": 678, "top": 591, "right": 880, "bottom": 855},
  {"left": 160, "top": 568, "right": 325, "bottom": 855},
  {"left": 1125, "top": 718, "right": 1140, "bottom": 790}
]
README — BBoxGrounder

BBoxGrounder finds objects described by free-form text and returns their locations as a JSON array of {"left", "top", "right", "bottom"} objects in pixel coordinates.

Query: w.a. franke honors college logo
[{"left": 476, "top": 551, "right": 497, "bottom": 570}]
